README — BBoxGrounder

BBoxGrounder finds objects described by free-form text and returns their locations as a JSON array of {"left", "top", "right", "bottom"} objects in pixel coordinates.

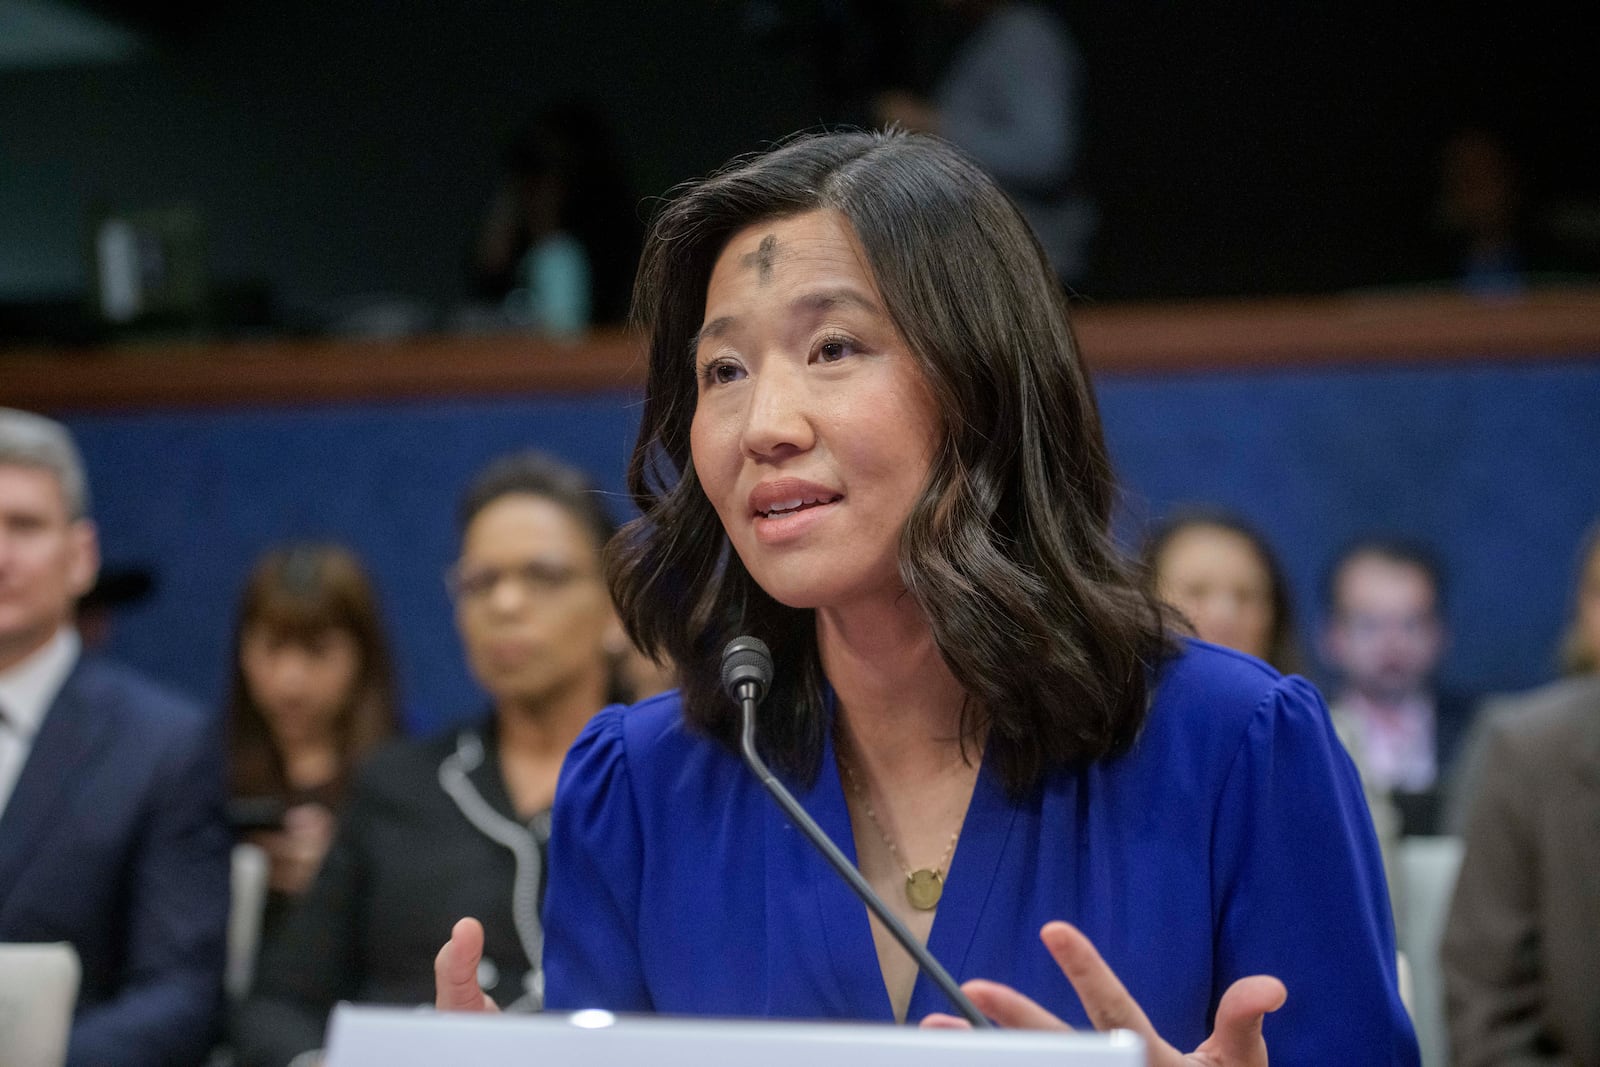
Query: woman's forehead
[{"left": 703, "top": 211, "right": 881, "bottom": 315}]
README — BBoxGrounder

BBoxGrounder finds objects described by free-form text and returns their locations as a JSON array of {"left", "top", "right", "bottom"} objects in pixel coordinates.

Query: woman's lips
[
  {"left": 748, "top": 478, "right": 843, "bottom": 545},
  {"left": 748, "top": 478, "right": 843, "bottom": 517},
  {"left": 483, "top": 640, "right": 537, "bottom": 670}
]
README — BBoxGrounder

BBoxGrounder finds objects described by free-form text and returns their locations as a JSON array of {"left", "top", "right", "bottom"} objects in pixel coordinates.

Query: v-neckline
[{"left": 800, "top": 697, "right": 1021, "bottom": 1022}]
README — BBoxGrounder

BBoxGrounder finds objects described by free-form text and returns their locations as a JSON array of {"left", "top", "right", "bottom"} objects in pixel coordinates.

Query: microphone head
[{"left": 720, "top": 635, "right": 773, "bottom": 705}]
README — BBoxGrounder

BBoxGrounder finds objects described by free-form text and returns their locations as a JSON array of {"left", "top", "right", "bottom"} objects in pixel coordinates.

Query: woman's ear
[{"left": 602, "top": 613, "right": 629, "bottom": 659}]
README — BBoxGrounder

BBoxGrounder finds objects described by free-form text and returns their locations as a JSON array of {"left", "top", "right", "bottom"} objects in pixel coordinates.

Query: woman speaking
[{"left": 437, "top": 129, "right": 1417, "bottom": 1065}]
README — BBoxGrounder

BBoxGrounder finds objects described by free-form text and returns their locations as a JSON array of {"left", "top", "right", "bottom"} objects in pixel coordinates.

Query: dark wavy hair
[
  {"left": 606, "top": 129, "right": 1174, "bottom": 795},
  {"left": 1140, "top": 507, "right": 1302, "bottom": 675}
]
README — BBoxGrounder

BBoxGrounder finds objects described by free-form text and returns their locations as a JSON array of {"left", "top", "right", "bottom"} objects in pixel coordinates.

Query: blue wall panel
[
  {"left": 1098, "top": 357, "right": 1600, "bottom": 697},
  {"left": 68, "top": 393, "right": 642, "bottom": 733},
  {"left": 62, "top": 355, "right": 1600, "bottom": 735}
]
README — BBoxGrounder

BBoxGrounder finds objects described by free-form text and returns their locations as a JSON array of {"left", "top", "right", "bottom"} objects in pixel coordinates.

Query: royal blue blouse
[{"left": 543, "top": 639, "right": 1418, "bottom": 1063}]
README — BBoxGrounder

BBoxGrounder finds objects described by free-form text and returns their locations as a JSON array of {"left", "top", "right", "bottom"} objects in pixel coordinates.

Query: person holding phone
[
  {"left": 235, "top": 452, "right": 665, "bottom": 1067},
  {"left": 228, "top": 543, "right": 401, "bottom": 943}
]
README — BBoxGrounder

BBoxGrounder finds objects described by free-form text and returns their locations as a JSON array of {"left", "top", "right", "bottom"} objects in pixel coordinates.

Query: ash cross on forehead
[{"left": 741, "top": 234, "right": 779, "bottom": 284}]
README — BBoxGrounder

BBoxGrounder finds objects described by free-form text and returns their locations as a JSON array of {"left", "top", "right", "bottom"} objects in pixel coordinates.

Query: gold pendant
[{"left": 905, "top": 869, "right": 943, "bottom": 911}]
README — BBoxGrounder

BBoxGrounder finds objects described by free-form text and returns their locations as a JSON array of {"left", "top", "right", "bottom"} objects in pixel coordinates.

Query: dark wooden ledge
[{"left": 5, "top": 287, "right": 1599, "bottom": 413}]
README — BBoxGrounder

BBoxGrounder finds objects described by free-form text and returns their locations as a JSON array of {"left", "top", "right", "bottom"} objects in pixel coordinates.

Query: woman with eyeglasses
[{"left": 233, "top": 451, "right": 671, "bottom": 1067}]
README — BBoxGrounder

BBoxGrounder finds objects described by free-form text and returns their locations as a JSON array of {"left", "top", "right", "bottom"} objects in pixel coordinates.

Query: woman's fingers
[
  {"left": 917, "top": 1013, "right": 973, "bottom": 1030},
  {"left": 958, "top": 979, "right": 1075, "bottom": 1031},
  {"left": 434, "top": 917, "right": 497, "bottom": 1012},
  {"left": 1192, "top": 975, "right": 1286, "bottom": 1066},
  {"left": 1038, "top": 922, "right": 1162, "bottom": 1039},
  {"left": 934, "top": 922, "right": 1284, "bottom": 1067}
]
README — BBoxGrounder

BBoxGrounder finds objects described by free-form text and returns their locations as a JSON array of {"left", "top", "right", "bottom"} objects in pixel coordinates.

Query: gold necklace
[{"left": 836, "top": 744, "right": 960, "bottom": 911}]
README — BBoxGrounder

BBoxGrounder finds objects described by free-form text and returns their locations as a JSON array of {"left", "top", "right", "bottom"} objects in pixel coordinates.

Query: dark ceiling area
[
  {"left": 75, "top": 0, "right": 222, "bottom": 35},
  {"left": 4, "top": 0, "right": 1592, "bottom": 334}
]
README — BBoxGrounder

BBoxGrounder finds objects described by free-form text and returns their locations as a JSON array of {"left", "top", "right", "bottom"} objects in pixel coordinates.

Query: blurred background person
[
  {"left": 471, "top": 117, "right": 590, "bottom": 336},
  {"left": 468, "top": 105, "right": 641, "bottom": 335},
  {"left": 232, "top": 451, "right": 651, "bottom": 1067},
  {"left": 1434, "top": 125, "right": 1532, "bottom": 299},
  {"left": 227, "top": 543, "right": 401, "bottom": 945},
  {"left": 1440, "top": 602, "right": 1600, "bottom": 1063},
  {"left": 1141, "top": 508, "right": 1301, "bottom": 674},
  {"left": 1321, "top": 538, "right": 1475, "bottom": 837},
  {"left": 0, "top": 407, "right": 228, "bottom": 1067},
  {"left": 872, "top": 0, "right": 1093, "bottom": 288},
  {"left": 1447, "top": 518, "right": 1600, "bottom": 832}
]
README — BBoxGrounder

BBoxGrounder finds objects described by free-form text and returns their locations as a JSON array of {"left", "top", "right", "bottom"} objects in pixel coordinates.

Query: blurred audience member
[
  {"left": 228, "top": 543, "right": 400, "bottom": 943},
  {"left": 1435, "top": 126, "right": 1528, "bottom": 298},
  {"left": 233, "top": 452, "right": 639, "bottom": 1067},
  {"left": 873, "top": 0, "right": 1093, "bottom": 287},
  {"left": 1447, "top": 520, "right": 1600, "bottom": 833},
  {"left": 1322, "top": 538, "right": 1473, "bottom": 835},
  {"left": 1141, "top": 509, "right": 1300, "bottom": 673},
  {"left": 0, "top": 407, "right": 228, "bottom": 1067},
  {"left": 1440, "top": 668, "right": 1600, "bottom": 1065},
  {"left": 472, "top": 119, "right": 590, "bottom": 336},
  {"left": 470, "top": 106, "right": 640, "bottom": 334}
]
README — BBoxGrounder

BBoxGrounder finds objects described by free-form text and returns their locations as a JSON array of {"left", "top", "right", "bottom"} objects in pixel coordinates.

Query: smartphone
[{"left": 228, "top": 796, "right": 288, "bottom": 832}]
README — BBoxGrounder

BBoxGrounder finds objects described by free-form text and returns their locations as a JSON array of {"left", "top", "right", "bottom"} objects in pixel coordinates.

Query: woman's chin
[{"left": 758, "top": 583, "right": 830, "bottom": 611}]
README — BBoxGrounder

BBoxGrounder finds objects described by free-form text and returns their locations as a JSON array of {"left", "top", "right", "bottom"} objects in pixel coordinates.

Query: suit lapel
[{"left": 0, "top": 659, "right": 111, "bottom": 916}]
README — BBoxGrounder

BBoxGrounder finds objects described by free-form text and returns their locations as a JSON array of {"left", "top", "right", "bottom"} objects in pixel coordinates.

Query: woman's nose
[
  {"left": 741, "top": 362, "right": 815, "bottom": 458},
  {"left": 485, "top": 572, "right": 532, "bottom": 616}
]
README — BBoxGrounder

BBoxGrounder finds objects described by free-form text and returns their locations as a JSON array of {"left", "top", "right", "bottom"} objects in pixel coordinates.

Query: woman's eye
[
  {"left": 817, "top": 337, "right": 854, "bottom": 363},
  {"left": 701, "top": 360, "right": 744, "bottom": 386}
]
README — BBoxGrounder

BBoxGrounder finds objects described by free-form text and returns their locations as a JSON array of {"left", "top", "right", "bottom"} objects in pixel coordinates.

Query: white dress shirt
[{"left": 0, "top": 626, "right": 81, "bottom": 817}]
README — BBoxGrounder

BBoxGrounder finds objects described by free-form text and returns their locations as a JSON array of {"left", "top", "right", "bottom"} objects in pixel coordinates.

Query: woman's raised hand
[
  {"left": 264, "top": 803, "right": 337, "bottom": 895},
  {"left": 434, "top": 917, "right": 500, "bottom": 1013},
  {"left": 922, "top": 921, "right": 1286, "bottom": 1067}
]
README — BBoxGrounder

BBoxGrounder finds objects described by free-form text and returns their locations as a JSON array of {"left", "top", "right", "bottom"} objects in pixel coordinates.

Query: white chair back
[
  {"left": 1397, "top": 835, "right": 1465, "bottom": 1067},
  {"left": 228, "top": 841, "right": 271, "bottom": 1001}
]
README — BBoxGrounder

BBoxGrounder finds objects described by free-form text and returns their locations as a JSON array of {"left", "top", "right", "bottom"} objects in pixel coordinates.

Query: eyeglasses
[{"left": 445, "top": 559, "right": 595, "bottom": 603}]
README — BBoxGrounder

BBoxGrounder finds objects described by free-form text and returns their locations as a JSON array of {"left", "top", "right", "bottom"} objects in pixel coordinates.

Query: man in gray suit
[{"left": 1441, "top": 673, "right": 1600, "bottom": 1066}]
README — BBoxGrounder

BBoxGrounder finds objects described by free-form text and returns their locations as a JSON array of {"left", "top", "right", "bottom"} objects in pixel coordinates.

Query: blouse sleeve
[
  {"left": 542, "top": 704, "right": 653, "bottom": 1012},
  {"left": 1210, "top": 675, "right": 1419, "bottom": 1064}
]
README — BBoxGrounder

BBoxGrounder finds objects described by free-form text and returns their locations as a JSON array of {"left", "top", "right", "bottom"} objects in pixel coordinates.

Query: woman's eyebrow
[
  {"left": 690, "top": 288, "right": 882, "bottom": 355},
  {"left": 793, "top": 288, "right": 882, "bottom": 318},
  {"left": 690, "top": 316, "right": 735, "bottom": 354}
]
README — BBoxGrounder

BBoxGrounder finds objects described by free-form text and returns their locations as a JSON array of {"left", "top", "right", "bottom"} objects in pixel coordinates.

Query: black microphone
[{"left": 720, "top": 636, "right": 991, "bottom": 1028}]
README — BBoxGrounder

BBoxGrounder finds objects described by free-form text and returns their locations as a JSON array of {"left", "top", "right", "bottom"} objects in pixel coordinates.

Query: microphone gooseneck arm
[{"left": 734, "top": 681, "right": 992, "bottom": 1028}]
